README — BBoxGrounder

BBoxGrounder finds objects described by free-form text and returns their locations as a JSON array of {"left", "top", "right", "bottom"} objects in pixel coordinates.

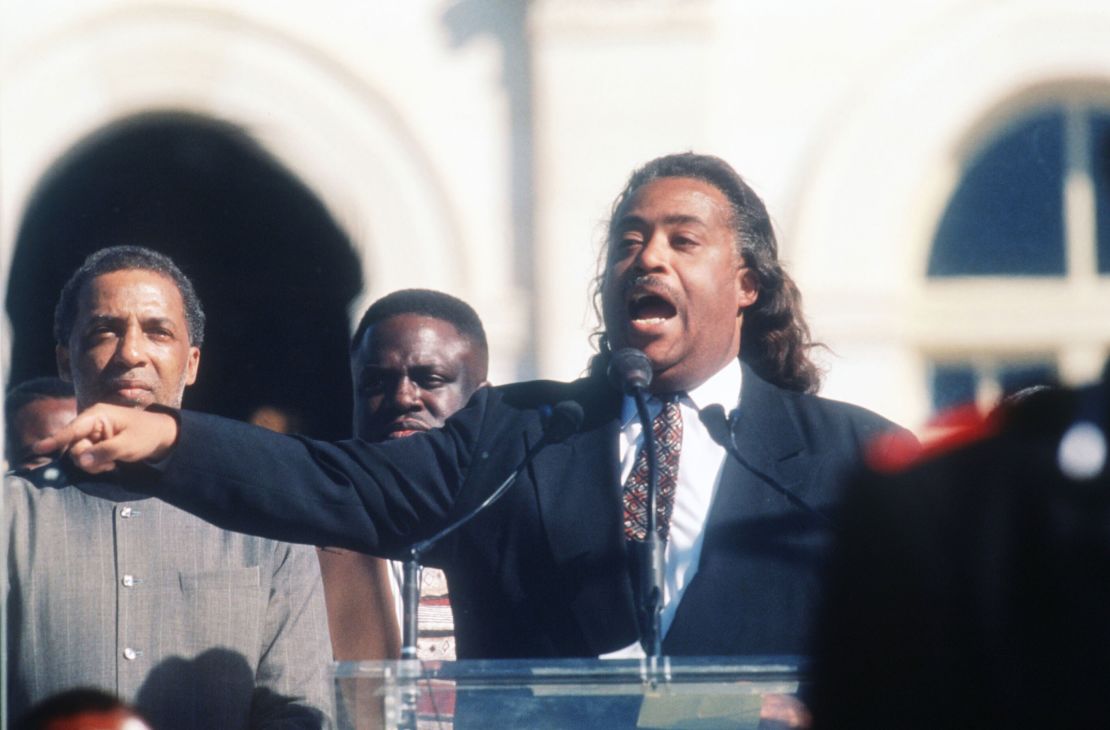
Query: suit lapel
[
  {"left": 665, "top": 365, "right": 822, "bottom": 653},
  {"left": 533, "top": 415, "right": 621, "bottom": 564},
  {"left": 697, "top": 369, "right": 819, "bottom": 561},
  {"left": 532, "top": 382, "right": 639, "bottom": 654},
  {"left": 698, "top": 365, "right": 820, "bottom": 582},
  {"left": 725, "top": 363, "right": 808, "bottom": 494}
]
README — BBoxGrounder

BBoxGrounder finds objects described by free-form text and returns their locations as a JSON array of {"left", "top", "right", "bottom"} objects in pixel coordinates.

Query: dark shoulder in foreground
[{"left": 877, "top": 381, "right": 1091, "bottom": 480}]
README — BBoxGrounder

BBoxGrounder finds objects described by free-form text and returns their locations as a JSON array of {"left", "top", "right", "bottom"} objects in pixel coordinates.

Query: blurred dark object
[
  {"left": 15, "top": 688, "right": 152, "bottom": 730},
  {"left": 812, "top": 375, "right": 1110, "bottom": 728}
]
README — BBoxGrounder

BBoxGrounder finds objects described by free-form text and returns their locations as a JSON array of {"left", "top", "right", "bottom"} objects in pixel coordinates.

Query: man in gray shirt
[{"left": 5, "top": 245, "right": 334, "bottom": 729}]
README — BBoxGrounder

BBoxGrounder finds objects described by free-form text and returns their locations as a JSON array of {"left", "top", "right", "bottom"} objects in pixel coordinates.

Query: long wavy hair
[{"left": 591, "top": 152, "right": 822, "bottom": 394}]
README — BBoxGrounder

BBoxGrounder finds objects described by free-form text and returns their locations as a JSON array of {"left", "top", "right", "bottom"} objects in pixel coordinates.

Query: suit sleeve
[
  {"left": 249, "top": 542, "right": 336, "bottom": 730},
  {"left": 140, "top": 388, "right": 495, "bottom": 555}
]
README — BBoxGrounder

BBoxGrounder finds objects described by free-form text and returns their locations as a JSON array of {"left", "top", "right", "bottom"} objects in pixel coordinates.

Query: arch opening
[{"left": 5, "top": 111, "right": 363, "bottom": 438}]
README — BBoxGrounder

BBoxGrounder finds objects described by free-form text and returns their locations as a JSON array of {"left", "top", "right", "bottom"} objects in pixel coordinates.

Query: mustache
[{"left": 621, "top": 274, "right": 679, "bottom": 301}]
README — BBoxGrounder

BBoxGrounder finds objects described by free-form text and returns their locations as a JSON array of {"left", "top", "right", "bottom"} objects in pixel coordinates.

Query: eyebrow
[
  {"left": 84, "top": 314, "right": 179, "bottom": 330},
  {"left": 359, "top": 360, "right": 454, "bottom": 376},
  {"left": 618, "top": 214, "right": 708, "bottom": 229}
]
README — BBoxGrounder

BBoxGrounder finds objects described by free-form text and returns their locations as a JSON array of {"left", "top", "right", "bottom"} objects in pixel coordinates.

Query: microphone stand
[
  {"left": 397, "top": 553, "right": 422, "bottom": 730},
  {"left": 401, "top": 554, "right": 422, "bottom": 660},
  {"left": 631, "top": 387, "right": 665, "bottom": 663},
  {"left": 400, "top": 490, "right": 512, "bottom": 730},
  {"left": 608, "top": 348, "right": 667, "bottom": 673},
  {"left": 399, "top": 401, "right": 585, "bottom": 674},
  {"left": 398, "top": 541, "right": 447, "bottom": 729}
]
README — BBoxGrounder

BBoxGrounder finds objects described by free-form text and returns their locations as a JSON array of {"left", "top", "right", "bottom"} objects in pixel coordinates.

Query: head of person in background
[
  {"left": 350, "top": 288, "right": 489, "bottom": 442},
  {"left": 15, "top": 688, "right": 152, "bottom": 730},
  {"left": 5, "top": 377, "right": 77, "bottom": 470},
  {"left": 594, "top": 152, "right": 821, "bottom": 394},
  {"left": 248, "top": 404, "right": 303, "bottom": 434},
  {"left": 53, "top": 245, "right": 204, "bottom": 412}
]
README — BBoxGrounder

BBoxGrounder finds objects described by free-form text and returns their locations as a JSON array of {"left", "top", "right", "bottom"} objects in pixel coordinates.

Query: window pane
[
  {"left": 929, "top": 359, "right": 1057, "bottom": 415},
  {"left": 930, "top": 363, "right": 977, "bottom": 413},
  {"left": 929, "top": 111, "right": 1066, "bottom": 276},
  {"left": 1093, "top": 111, "right": 1110, "bottom": 273}
]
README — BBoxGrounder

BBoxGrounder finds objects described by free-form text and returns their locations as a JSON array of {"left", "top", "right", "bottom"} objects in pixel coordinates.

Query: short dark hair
[
  {"left": 594, "top": 152, "right": 822, "bottom": 394},
  {"left": 351, "top": 289, "right": 488, "bottom": 363},
  {"left": 5, "top": 377, "right": 75, "bottom": 460},
  {"left": 15, "top": 687, "right": 147, "bottom": 730},
  {"left": 54, "top": 245, "right": 206, "bottom": 347}
]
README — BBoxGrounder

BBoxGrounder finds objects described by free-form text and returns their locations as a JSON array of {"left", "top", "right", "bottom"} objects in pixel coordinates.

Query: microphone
[
  {"left": 607, "top": 348, "right": 666, "bottom": 657},
  {"left": 608, "top": 347, "right": 653, "bottom": 393},
  {"left": 400, "top": 400, "right": 585, "bottom": 659},
  {"left": 699, "top": 404, "right": 834, "bottom": 529}
]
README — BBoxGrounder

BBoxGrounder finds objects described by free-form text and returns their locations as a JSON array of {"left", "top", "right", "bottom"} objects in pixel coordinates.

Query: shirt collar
[{"left": 620, "top": 356, "right": 743, "bottom": 427}]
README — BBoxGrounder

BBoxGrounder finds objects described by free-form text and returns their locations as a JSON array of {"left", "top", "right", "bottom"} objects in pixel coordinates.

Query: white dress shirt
[{"left": 601, "top": 357, "right": 742, "bottom": 658}]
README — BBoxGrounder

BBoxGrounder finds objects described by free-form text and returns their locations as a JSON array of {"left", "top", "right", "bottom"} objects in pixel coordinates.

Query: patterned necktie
[{"left": 622, "top": 394, "right": 683, "bottom": 542}]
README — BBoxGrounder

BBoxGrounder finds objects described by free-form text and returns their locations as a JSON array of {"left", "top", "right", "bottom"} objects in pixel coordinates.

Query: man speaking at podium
[{"left": 40, "top": 153, "right": 907, "bottom": 660}]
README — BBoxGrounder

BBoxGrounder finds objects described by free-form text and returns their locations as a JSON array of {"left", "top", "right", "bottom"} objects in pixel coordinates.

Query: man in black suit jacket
[{"left": 42, "top": 153, "right": 908, "bottom": 660}]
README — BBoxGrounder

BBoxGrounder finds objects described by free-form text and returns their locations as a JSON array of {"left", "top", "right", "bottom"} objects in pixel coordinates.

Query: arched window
[
  {"left": 929, "top": 110, "right": 1066, "bottom": 277},
  {"left": 922, "top": 101, "right": 1110, "bottom": 415},
  {"left": 5, "top": 113, "right": 363, "bottom": 438}
]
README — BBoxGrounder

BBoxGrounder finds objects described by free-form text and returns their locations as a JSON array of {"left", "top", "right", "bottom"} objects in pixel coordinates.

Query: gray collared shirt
[{"left": 5, "top": 468, "right": 334, "bottom": 729}]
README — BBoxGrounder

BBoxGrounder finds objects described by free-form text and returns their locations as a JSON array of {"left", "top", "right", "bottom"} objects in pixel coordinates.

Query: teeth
[{"left": 633, "top": 317, "right": 668, "bottom": 325}]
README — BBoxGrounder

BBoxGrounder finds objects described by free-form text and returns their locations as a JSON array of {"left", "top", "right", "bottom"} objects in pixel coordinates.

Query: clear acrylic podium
[{"left": 330, "top": 656, "right": 805, "bottom": 729}]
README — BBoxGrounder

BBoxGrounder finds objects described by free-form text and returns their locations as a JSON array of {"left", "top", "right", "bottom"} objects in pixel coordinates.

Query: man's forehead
[
  {"left": 78, "top": 269, "right": 185, "bottom": 312},
  {"left": 83, "top": 268, "right": 180, "bottom": 294},
  {"left": 620, "top": 177, "right": 730, "bottom": 222},
  {"left": 354, "top": 314, "right": 470, "bottom": 364}
]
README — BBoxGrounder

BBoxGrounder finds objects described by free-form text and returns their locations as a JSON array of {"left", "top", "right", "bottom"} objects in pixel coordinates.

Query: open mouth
[{"left": 628, "top": 291, "right": 677, "bottom": 325}]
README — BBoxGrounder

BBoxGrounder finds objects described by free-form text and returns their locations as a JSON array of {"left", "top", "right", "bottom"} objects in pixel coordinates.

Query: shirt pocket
[{"left": 171, "top": 567, "right": 265, "bottom": 660}]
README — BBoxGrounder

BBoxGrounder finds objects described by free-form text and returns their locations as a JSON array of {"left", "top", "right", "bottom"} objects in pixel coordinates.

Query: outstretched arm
[
  {"left": 35, "top": 391, "right": 501, "bottom": 556},
  {"left": 33, "top": 403, "right": 179, "bottom": 472}
]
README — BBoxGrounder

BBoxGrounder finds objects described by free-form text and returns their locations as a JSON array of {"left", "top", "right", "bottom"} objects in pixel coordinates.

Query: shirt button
[
  {"left": 123, "top": 647, "right": 139, "bottom": 660},
  {"left": 120, "top": 507, "right": 133, "bottom": 518},
  {"left": 122, "top": 574, "right": 136, "bottom": 587}
]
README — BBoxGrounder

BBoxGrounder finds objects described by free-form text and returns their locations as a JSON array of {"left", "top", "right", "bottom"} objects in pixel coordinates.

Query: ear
[
  {"left": 184, "top": 346, "right": 201, "bottom": 386},
  {"left": 735, "top": 265, "right": 759, "bottom": 311},
  {"left": 56, "top": 345, "right": 73, "bottom": 382}
]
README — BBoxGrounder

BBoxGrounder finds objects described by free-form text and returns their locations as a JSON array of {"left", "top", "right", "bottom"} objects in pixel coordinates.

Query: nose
[
  {"left": 635, "top": 230, "right": 670, "bottom": 272},
  {"left": 389, "top": 378, "right": 423, "bottom": 411},
  {"left": 113, "top": 322, "right": 147, "bottom": 367}
]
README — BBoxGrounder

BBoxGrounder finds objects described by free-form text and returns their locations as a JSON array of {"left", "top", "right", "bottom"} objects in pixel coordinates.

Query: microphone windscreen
[
  {"left": 608, "top": 348, "right": 652, "bottom": 393},
  {"left": 698, "top": 404, "right": 731, "bottom": 447},
  {"left": 545, "top": 401, "right": 585, "bottom": 444}
]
